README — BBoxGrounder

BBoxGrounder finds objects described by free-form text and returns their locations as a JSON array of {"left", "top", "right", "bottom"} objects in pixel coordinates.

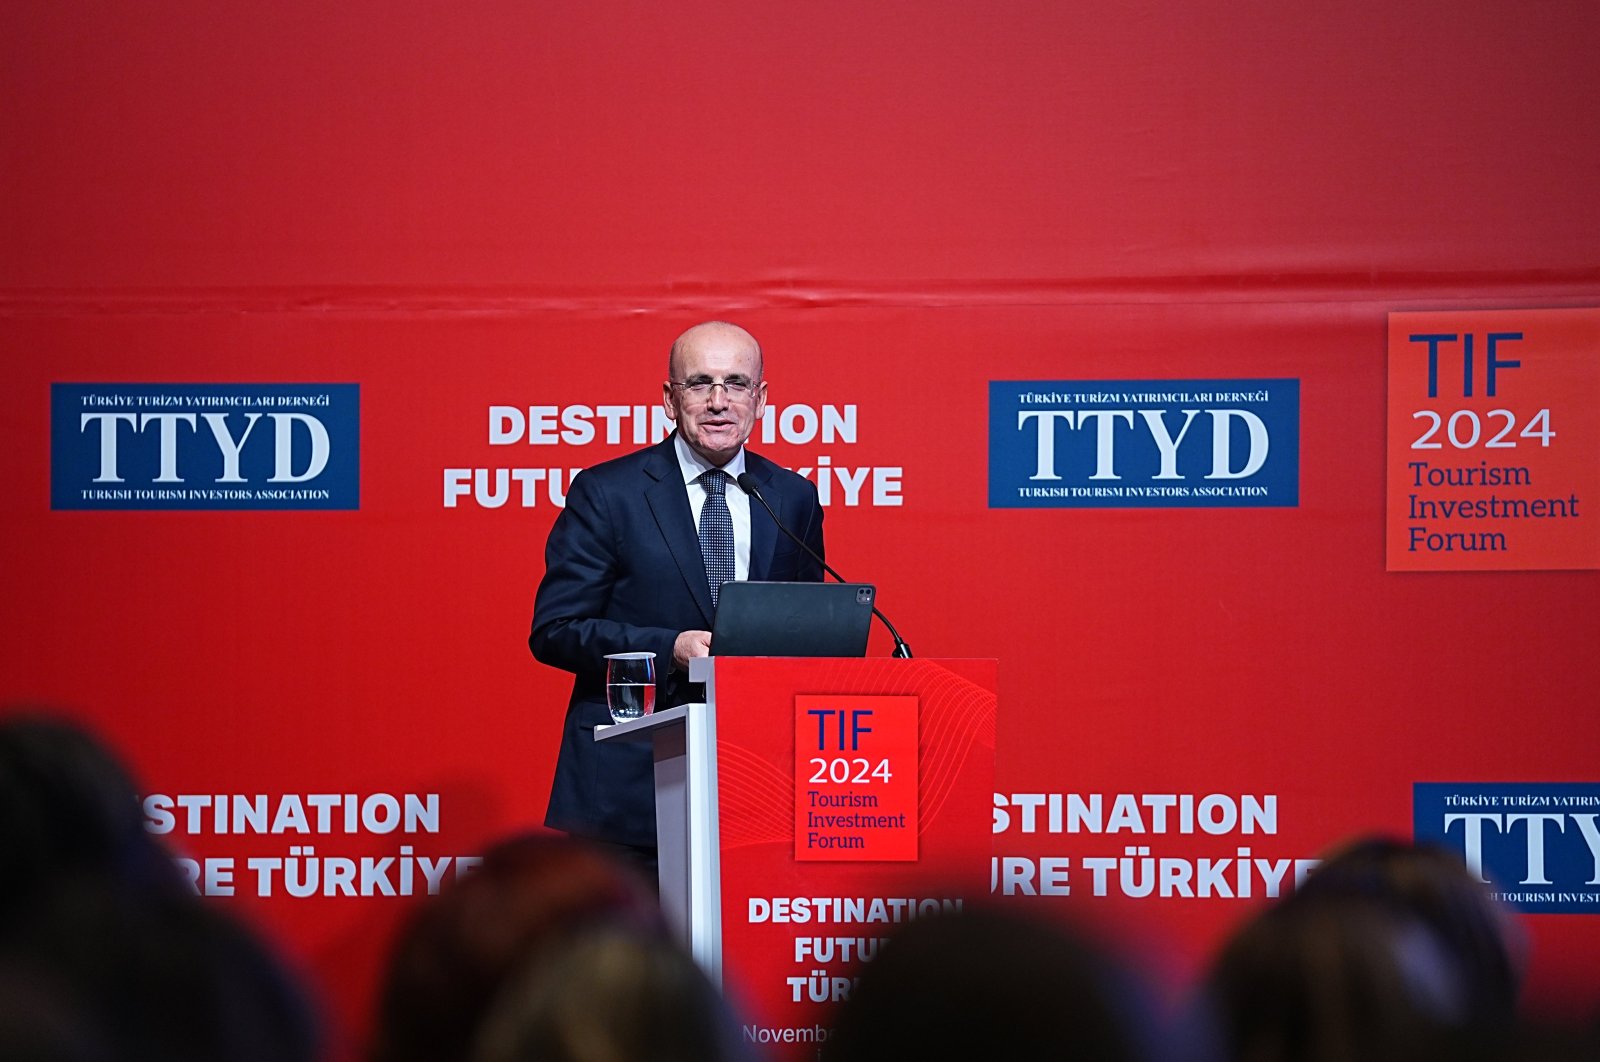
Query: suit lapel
[
  {"left": 746, "top": 455, "right": 779, "bottom": 582},
  {"left": 644, "top": 436, "right": 716, "bottom": 626}
]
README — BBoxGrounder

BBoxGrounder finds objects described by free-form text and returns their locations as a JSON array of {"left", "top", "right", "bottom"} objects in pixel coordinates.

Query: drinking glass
[{"left": 605, "top": 652, "right": 657, "bottom": 723}]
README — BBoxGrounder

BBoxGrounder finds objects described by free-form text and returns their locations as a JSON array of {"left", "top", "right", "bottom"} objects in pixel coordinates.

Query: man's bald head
[
  {"left": 662, "top": 321, "right": 768, "bottom": 466},
  {"left": 667, "top": 322, "right": 763, "bottom": 382}
]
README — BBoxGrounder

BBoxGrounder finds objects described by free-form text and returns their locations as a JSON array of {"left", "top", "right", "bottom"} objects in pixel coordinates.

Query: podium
[
  {"left": 595, "top": 655, "right": 995, "bottom": 1049},
  {"left": 592, "top": 656, "right": 725, "bottom": 979}
]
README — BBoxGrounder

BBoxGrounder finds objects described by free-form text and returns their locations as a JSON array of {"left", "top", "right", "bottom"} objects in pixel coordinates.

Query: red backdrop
[{"left": 4, "top": 2, "right": 1598, "bottom": 1056}]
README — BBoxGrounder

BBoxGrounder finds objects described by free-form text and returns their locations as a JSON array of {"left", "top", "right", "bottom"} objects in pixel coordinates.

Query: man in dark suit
[{"left": 529, "top": 321, "right": 825, "bottom": 861}]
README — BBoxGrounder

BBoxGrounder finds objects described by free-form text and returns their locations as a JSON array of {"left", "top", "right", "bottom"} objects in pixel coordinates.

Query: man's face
[{"left": 663, "top": 325, "right": 768, "bottom": 466}]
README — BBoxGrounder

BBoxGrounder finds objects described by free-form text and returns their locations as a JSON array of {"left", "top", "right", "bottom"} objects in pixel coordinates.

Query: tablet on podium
[{"left": 709, "top": 580, "right": 874, "bottom": 657}]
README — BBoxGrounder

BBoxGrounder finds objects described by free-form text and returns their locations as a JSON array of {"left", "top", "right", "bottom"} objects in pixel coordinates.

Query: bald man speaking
[{"left": 529, "top": 322, "right": 826, "bottom": 865}]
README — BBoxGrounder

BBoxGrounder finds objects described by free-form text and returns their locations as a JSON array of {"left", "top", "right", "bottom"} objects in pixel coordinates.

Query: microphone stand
[{"left": 736, "top": 472, "right": 913, "bottom": 659}]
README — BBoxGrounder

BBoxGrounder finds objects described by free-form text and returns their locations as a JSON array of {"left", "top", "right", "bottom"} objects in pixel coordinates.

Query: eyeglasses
[{"left": 668, "top": 376, "right": 759, "bottom": 400}]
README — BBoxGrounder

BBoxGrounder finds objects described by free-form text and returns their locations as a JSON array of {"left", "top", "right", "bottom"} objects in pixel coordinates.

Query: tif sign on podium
[{"left": 794, "top": 695, "right": 919, "bottom": 862}]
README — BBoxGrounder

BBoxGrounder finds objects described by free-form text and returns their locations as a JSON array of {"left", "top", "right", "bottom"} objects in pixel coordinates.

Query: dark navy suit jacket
[{"left": 529, "top": 434, "right": 825, "bottom": 847}]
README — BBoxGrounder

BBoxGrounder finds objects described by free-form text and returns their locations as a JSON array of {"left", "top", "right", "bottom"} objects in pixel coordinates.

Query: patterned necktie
[{"left": 698, "top": 469, "right": 736, "bottom": 608}]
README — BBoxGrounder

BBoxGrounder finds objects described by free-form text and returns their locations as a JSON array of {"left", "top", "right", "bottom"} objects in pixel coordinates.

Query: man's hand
[{"left": 673, "top": 630, "right": 712, "bottom": 671}]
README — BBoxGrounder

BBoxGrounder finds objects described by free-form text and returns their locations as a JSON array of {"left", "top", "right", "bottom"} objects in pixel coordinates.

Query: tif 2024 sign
[
  {"left": 51, "top": 384, "right": 360, "bottom": 510},
  {"left": 988, "top": 379, "right": 1299, "bottom": 508}
]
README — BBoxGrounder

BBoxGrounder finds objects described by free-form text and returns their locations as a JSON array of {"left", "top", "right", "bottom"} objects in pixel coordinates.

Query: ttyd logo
[
  {"left": 51, "top": 384, "right": 360, "bottom": 510},
  {"left": 1414, "top": 783, "right": 1600, "bottom": 914},
  {"left": 988, "top": 379, "right": 1299, "bottom": 508}
]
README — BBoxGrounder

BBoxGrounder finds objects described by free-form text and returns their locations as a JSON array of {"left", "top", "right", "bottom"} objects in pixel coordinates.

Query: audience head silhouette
[
  {"left": 0, "top": 710, "right": 319, "bottom": 1062},
  {"left": 472, "top": 926, "right": 748, "bottom": 1062},
  {"left": 370, "top": 832, "right": 670, "bottom": 1062},
  {"left": 824, "top": 903, "right": 1166, "bottom": 1062},
  {"left": 1204, "top": 835, "right": 1526, "bottom": 1062},
  {"left": 0, "top": 712, "right": 177, "bottom": 914},
  {"left": 1293, "top": 836, "right": 1522, "bottom": 1026}
]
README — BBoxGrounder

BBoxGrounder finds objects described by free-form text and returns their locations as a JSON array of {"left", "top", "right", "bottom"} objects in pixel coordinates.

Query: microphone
[{"left": 736, "top": 472, "right": 913, "bottom": 658}]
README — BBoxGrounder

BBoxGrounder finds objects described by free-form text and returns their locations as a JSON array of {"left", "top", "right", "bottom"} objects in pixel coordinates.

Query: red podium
[{"left": 597, "top": 656, "right": 996, "bottom": 1052}]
